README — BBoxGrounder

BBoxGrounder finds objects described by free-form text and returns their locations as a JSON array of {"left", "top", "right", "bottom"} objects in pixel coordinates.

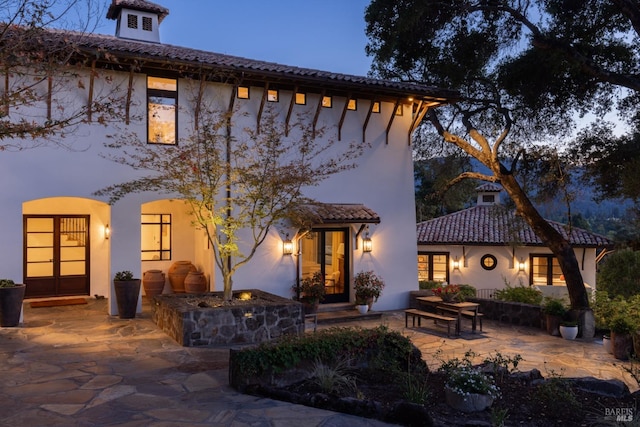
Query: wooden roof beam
[
  {"left": 256, "top": 82, "right": 269, "bottom": 134},
  {"left": 385, "top": 99, "right": 401, "bottom": 145},
  {"left": 285, "top": 85, "right": 298, "bottom": 137},
  {"left": 312, "top": 89, "right": 326, "bottom": 138},
  {"left": 362, "top": 98, "right": 377, "bottom": 143},
  {"left": 337, "top": 92, "right": 352, "bottom": 141}
]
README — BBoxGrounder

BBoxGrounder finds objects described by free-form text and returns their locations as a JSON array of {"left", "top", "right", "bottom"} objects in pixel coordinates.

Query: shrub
[
  {"left": 598, "top": 249, "right": 640, "bottom": 299},
  {"left": 495, "top": 282, "right": 543, "bottom": 305},
  {"left": 418, "top": 280, "right": 441, "bottom": 290},
  {"left": 0, "top": 279, "right": 16, "bottom": 288},
  {"left": 542, "top": 297, "right": 568, "bottom": 317}
]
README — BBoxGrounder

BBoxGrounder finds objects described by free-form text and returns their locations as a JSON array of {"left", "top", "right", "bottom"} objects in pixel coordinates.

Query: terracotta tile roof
[
  {"left": 26, "top": 27, "right": 457, "bottom": 102},
  {"left": 297, "top": 203, "right": 381, "bottom": 225},
  {"left": 416, "top": 205, "right": 613, "bottom": 247}
]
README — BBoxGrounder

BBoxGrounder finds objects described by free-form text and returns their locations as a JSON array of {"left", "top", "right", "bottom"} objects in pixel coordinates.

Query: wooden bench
[
  {"left": 436, "top": 306, "right": 484, "bottom": 332},
  {"left": 404, "top": 309, "right": 457, "bottom": 337}
]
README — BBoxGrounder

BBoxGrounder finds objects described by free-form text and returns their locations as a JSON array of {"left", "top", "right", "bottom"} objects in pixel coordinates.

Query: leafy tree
[
  {"left": 96, "top": 101, "right": 363, "bottom": 300},
  {"left": 0, "top": 0, "right": 114, "bottom": 150},
  {"left": 365, "top": 0, "right": 640, "bottom": 311},
  {"left": 597, "top": 249, "right": 640, "bottom": 300}
]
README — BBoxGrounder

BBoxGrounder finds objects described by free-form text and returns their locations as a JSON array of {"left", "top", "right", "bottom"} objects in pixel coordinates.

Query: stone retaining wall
[
  {"left": 151, "top": 289, "right": 304, "bottom": 347},
  {"left": 408, "top": 291, "right": 543, "bottom": 330}
]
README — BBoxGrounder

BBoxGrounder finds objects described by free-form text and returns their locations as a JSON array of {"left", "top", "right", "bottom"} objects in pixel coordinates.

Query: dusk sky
[{"left": 97, "top": 0, "right": 374, "bottom": 77}]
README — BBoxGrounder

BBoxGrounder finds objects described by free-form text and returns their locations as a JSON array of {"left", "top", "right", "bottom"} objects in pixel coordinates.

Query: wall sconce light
[
  {"left": 518, "top": 259, "right": 525, "bottom": 272},
  {"left": 104, "top": 224, "right": 111, "bottom": 240},
  {"left": 362, "top": 231, "right": 373, "bottom": 253},
  {"left": 282, "top": 234, "right": 293, "bottom": 256},
  {"left": 453, "top": 257, "right": 460, "bottom": 271}
]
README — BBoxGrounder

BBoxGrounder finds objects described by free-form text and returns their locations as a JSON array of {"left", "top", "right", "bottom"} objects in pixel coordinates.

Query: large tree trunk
[{"left": 499, "top": 173, "right": 590, "bottom": 310}]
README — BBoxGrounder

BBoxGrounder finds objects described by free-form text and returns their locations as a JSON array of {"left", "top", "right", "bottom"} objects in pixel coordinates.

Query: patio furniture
[
  {"left": 404, "top": 308, "right": 457, "bottom": 337},
  {"left": 417, "top": 296, "right": 481, "bottom": 334}
]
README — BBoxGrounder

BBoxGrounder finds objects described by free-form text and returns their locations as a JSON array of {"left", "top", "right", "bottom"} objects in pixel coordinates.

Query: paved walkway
[{"left": 0, "top": 298, "right": 635, "bottom": 426}]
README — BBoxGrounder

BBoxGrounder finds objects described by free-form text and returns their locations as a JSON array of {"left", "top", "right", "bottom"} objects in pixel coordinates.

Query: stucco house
[
  {"left": 0, "top": 0, "right": 457, "bottom": 316},
  {"left": 416, "top": 184, "right": 614, "bottom": 299}
]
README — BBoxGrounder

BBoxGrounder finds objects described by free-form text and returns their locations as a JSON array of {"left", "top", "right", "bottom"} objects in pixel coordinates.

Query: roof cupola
[
  {"left": 476, "top": 183, "right": 502, "bottom": 206},
  {"left": 106, "top": 0, "right": 169, "bottom": 43}
]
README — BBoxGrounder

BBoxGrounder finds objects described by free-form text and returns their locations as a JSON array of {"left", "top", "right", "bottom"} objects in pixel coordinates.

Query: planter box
[{"left": 151, "top": 289, "right": 304, "bottom": 347}]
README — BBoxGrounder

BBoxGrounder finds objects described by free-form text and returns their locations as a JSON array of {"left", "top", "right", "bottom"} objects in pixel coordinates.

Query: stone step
[{"left": 315, "top": 308, "right": 383, "bottom": 325}]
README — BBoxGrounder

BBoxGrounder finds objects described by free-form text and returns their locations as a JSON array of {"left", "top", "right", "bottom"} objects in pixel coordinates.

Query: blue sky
[{"left": 97, "top": 0, "right": 373, "bottom": 77}]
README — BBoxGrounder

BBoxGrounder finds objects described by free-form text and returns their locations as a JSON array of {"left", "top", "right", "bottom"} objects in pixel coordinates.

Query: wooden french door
[
  {"left": 300, "top": 228, "right": 349, "bottom": 304},
  {"left": 23, "top": 215, "right": 90, "bottom": 298}
]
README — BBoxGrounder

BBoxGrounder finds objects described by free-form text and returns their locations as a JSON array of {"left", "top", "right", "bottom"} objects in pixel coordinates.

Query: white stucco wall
[
  {"left": 419, "top": 244, "right": 598, "bottom": 296},
  {"left": 0, "top": 64, "right": 421, "bottom": 313}
]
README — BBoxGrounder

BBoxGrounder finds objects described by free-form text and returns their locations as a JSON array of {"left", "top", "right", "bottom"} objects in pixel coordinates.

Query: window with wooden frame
[
  {"left": 417, "top": 252, "right": 449, "bottom": 283},
  {"left": 147, "top": 76, "right": 177, "bottom": 144},
  {"left": 530, "top": 254, "right": 566, "bottom": 286},
  {"left": 141, "top": 214, "right": 171, "bottom": 261}
]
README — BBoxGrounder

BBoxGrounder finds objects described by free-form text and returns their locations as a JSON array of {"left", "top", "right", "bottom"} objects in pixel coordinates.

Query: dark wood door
[
  {"left": 24, "top": 216, "right": 90, "bottom": 298},
  {"left": 300, "top": 228, "right": 349, "bottom": 304}
]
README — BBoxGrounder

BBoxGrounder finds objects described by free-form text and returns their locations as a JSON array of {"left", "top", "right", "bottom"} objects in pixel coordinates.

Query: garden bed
[{"left": 150, "top": 289, "right": 304, "bottom": 347}]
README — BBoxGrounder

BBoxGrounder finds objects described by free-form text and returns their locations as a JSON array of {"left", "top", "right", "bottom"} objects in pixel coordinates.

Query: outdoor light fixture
[
  {"left": 282, "top": 234, "right": 293, "bottom": 256},
  {"left": 104, "top": 224, "right": 111, "bottom": 240},
  {"left": 453, "top": 257, "right": 460, "bottom": 270},
  {"left": 519, "top": 259, "right": 526, "bottom": 272},
  {"left": 362, "top": 231, "right": 373, "bottom": 253}
]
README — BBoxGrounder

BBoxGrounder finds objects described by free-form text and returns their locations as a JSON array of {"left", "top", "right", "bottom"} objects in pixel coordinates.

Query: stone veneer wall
[
  {"left": 408, "top": 291, "right": 543, "bottom": 329},
  {"left": 151, "top": 289, "right": 304, "bottom": 347}
]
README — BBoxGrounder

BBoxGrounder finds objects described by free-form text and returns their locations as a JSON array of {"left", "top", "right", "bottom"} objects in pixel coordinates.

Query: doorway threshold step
[{"left": 315, "top": 308, "right": 383, "bottom": 325}]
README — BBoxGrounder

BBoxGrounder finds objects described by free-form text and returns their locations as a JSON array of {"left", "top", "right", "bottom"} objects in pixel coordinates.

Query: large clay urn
[
  {"left": 0, "top": 284, "right": 26, "bottom": 327},
  {"left": 168, "top": 261, "right": 196, "bottom": 293},
  {"left": 184, "top": 271, "right": 208, "bottom": 294},
  {"left": 143, "top": 270, "right": 165, "bottom": 299}
]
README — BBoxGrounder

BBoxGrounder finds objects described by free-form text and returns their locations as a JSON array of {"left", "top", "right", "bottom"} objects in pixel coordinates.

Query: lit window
[
  {"left": 267, "top": 89, "right": 279, "bottom": 102},
  {"left": 322, "top": 96, "right": 332, "bottom": 108},
  {"left": 295, "top": 92, "right": 306, "bottom": 105},
  {"left": 395, "top": 104, "right": 403, "bottom": 116},
  {"left": 531, "top": 255, "right": 565, "bottom": 286},
  {"left": 372, "top": 101, "right": 380, "bottom": 113},
  {"left": 237, "top": 86, "right": 249, "bottom": 99},
  {"left": 347, "top": 99, "right": 357, "bottom": 110},
  {"left": 417, "top": 252, "right": 449, "bottom": 282},
  {"left": 147, "top": 76, "right": 177, "bottom": 145},
  {"left": 142, "top": 16, "right": 152, "bottom": 31},
  {"left": 127, "top": 14, "right": 138, "bottom": 29},
  {"left": 141, "top": 214, "right": 171, "bottom": 261}
]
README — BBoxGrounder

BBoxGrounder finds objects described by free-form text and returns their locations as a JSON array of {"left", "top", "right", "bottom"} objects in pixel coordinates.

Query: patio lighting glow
[
  {"left": 282, "top": 234, "right": 293, "bottom": 255},
  {"left": 362, "top": 231, "right": 372, "bottom": 253}
]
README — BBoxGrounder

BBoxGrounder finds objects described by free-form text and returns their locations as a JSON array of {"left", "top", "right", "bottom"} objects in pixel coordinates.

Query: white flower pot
[
  {"left": 559, "top": 325, "right": 579, "bottom": 340},
  {"left": 356, "top": 304, "right": 369, "bottom": 314},
  {"left": 444, "top": 386, "right": 493, "bottom": 412},
  {"left": 603, "top": 335, "right": 613, "bottom": 354}
]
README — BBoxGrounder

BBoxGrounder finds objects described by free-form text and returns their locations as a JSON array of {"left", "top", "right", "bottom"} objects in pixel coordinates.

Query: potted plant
[
  {"left": 113, "top": 270, "right": 141, "bottom": 319},
  {"left": 542, "top": 297, "right": 567, "bottom": 336},
  {"left": 444, "top": 366, "right": 499, "bottom": 412},
  {"left": 293, "top": 271, "right": 326, "bottom": 314},
  {"left": 610, "top": 314, "right": 636, "bottom": 360},
  {"left": 433, "top": 284, "right": 462, "bottom": 302},
  {"left": 354, "top": 270, "right": 385, "bottom": 310},
  {"left": 0, "top": 279, "right": 26, "bottom": 327},
  {"left": 559, "top": 320, "right": 579, "bottom": 340}
]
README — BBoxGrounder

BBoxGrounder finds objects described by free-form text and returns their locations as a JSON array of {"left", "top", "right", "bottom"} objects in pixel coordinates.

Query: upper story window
[
  {"left": 372, "top": 101, "right": 381, "bottom": 113},
  {"left": 322, "top": 96, "right": 332, "bottom": 108},
  {"left": 147, "top": 76, "right": 177, "bottom": 145},
  {"left": 347, "top": 99, "right": 357, "bottom": 111},
  {"left": 295, "top": 92, "right": 306, "bottom": 105},
  {"left": 141, "top": 214, "right": 171, "bottom": 261},
  {"left": 142, "top": 16, "right": 153, "bottom": 31},
  {"left": 267, "top": 89, "right": 279, "bottom": 102},
  {"left": 530, "top": 254, "right": 566, "bottom": 286},
  {"left": 127, "top": 14, "right": 138, "bottom": 29},
  {"left": 417, "top": 252, "right": 449, "bottom": 283}
]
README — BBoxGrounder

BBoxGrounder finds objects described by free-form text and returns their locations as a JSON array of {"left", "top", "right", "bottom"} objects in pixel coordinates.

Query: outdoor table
[{"left": 417, "top": 296, "right": 480, "bottom": 334}]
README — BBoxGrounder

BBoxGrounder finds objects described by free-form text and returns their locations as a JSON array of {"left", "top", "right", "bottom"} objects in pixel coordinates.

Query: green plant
[
  {"left": 535, "top": 365, "right": 579, "bottom": 413},
  {"left": 483, "top": 351, "right": 523, "bottom": 385},
  {"left": 0, "top": 279, "right": 16, "bottom": 288},
  {"left": 495, "top": 281, "right": 543, "bottom": 305},
  {"left": 457, "top": 284, "right": 477, "bottom": 300},
  {"left": 445, "top": 366, "right": 500, "bottom": 398},
  {"left": 354, "top": 270, "right": 385, "bottom": 301},
  {"left": 542, "top": 297, "right": 567, "bottom": 317},
  {"left": 293, "top": 271, "right": 326, "bottom": 303},
  {"left": 610, "top": 314, "right": 636, "bottom": 335},
  {"left": 309, "top": 356, "right": 357, "bottom": 395},
  {"left": 114, "top": 271, "right": 134, "bottom": 281},
  {"left": 597, "top": 249, "right": 640, "bottom": 299},
  {"left": 418, "top": 280, "right": 441, "bottom": 290},
  {"left": 560, "top": 320, "right": 578, "bottom": 327},
  {"left": 491, "top": 408, "right": 509, "bottom": 427}
]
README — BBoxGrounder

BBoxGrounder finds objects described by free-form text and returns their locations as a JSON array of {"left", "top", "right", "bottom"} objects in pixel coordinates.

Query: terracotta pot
[
  {"left": 302, "top": 300, "right": 319, "bottom": 314},
  {"left": 611, "top": 331, "right": 634, "bottom": 360},
  {"left": 168, "top": 261, "right": 196, "bottom": 293},
  {"left": 545, "top": 314, "right": 562, "bottom": 336},
  {"left": 142, "top": 270, "right": 165, "bottom": 299},
  {"left": 0, "top": 284, "right": 26, "bottom": 327},
  {"left": 184, "top": 271, "right": 207, "bottom": 294},
  {"left": 114, "top": 279, "right": 141, "bottom": 319}
]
